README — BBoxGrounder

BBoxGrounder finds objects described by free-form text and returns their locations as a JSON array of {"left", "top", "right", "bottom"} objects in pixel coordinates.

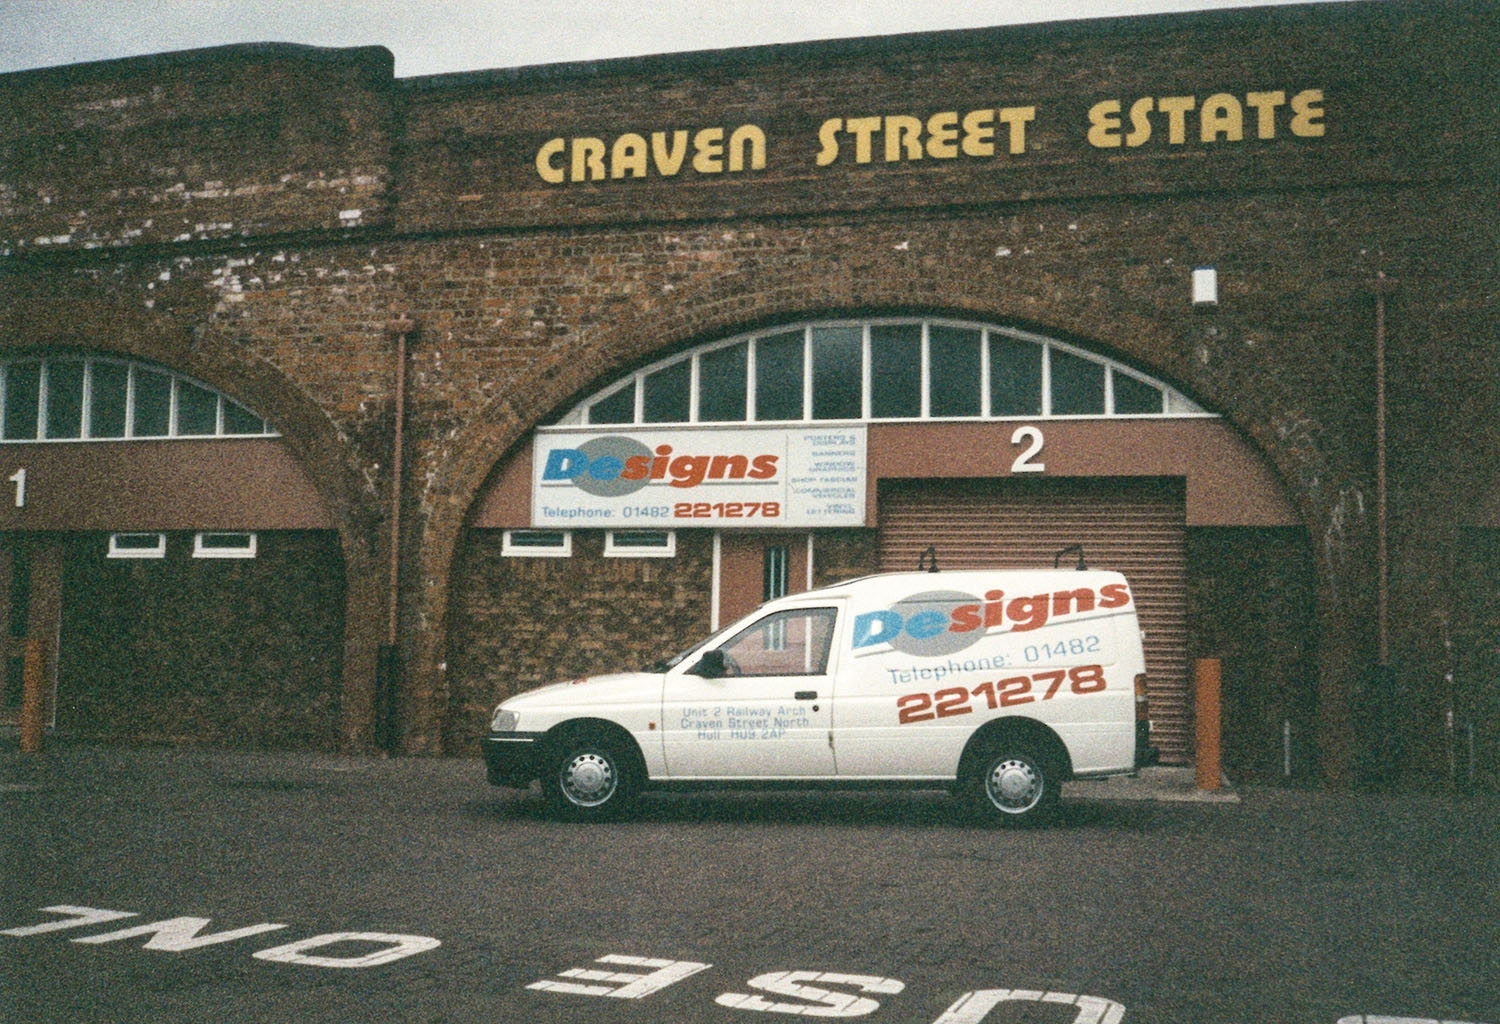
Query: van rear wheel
[{"left": 964, "top": 744, "right": 1059, "bottom": 825}]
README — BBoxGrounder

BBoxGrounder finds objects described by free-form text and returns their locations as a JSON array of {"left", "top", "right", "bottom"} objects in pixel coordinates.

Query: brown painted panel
[
  {"left": 0, "top": 439, "right": 332, "bottom": 531},
  {"left": 867, "top": 419, "right": 1296, "bottom": 527}
]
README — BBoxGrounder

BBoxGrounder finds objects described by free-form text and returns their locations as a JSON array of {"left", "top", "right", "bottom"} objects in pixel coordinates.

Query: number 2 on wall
[
  {"left": 8, "top": 468, "right": 25, "bottom": 508},
  {"left": 1010, "top": 426, "right": 1045, "bottom": 473}
]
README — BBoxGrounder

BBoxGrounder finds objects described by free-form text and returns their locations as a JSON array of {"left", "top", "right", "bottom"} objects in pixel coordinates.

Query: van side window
[{"left": 719, "top": 608, "right": 836, "bottom": 676}]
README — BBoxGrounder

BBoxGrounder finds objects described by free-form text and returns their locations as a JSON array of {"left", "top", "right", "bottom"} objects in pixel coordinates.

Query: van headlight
[{"left": 489, "top": 708, "right": 518, "bottom": 732}]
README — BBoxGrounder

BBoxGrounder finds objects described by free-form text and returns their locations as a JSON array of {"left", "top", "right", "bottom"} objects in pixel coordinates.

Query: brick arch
[
  {"left": 0, "top": 299, "right": 387, "bottom": 752},
  {"left": 415, "top": 254, "right": 1313, "bottom": 753}
]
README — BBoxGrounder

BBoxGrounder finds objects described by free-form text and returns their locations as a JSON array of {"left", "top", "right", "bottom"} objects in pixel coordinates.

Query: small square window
[
  {"left": 107, "top": 532, "right": 167, "bottom": 559},
  {"left": 193, "top": 531, "right": 257, "bottom": 559},
  {"left": 502, "top": 529, "right": 572, "bottom": 557},
  {"left": 604, "top": 530, "right": 676, "bottom": 558}
]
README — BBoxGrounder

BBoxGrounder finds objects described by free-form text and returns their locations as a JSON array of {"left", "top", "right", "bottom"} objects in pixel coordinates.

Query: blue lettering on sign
[
  {"left": 543, "top": 448, "right": 589, "bottom": 480},
  {"left": 590, "top": 455, "right": 623, "bottom": 480},
  {"left": 905, "top": 610, "right": 948, "bottom": 640}
]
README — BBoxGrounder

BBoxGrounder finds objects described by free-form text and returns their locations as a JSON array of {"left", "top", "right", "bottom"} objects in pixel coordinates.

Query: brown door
[
  {"left": 717, "top": 532, "right": 810, "bottom": 628},
  {"left": 0, "top": 537, "right": 62, "bottom": 731}
]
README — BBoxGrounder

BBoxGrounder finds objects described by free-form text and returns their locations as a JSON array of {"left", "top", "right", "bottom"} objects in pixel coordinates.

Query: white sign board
[{"left": 532, "top": 425, "right": 866, "bottom": 528}]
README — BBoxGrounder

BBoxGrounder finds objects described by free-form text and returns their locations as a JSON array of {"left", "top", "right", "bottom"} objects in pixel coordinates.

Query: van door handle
[{"left": 795, "top": 691, "right": 818, "bottom": 700}]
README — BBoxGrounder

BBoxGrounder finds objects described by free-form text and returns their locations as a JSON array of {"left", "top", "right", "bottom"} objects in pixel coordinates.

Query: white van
[{"left": 483, "top": 569, "right": 1156, "bottom": 824}]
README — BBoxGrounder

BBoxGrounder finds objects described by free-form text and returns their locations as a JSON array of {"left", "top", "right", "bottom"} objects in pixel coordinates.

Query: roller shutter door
[{"left": 877, "top": 478, "right": 1191, "bottom": 764}]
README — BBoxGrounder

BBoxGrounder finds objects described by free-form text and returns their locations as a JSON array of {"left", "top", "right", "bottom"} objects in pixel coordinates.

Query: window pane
[
  {"left": 754, "top": 330, "right": 804, "bottom": 421},
  {"left": 869, "top": 324, "right": 921, "bottom": 418},
  {"left": 45, "top": 361, "right": 84, "bottom": 439},
  {"left": 111, "top": 532, "right": 164, "bottom": 551},
  {"left": 589, "top": 384, "right": 635, "bottom": 424},
  {"left": 1113, "top": 371, "right": 1164, "bottom": 415},
  {"left": 811, "top": 325, "right": 861, "bottom": 420},
  {"left": 3, "top": 362, "right": 40, "bottom": 440},
  {"left": 89, "top": 362, "right": 129, "bottom": 438},
  {"left": 222, "top": 400, "right": 265, "bottom": 435},
  {"left": 718, "top": 608, "right": 836, "bottom": 676},
  {"left": 133, "top": 369, "right": 171, "bottom": 436},
  {"left": 989, "top": 336, "right": 1041, "bottom": 417},
  {"left": 929, "top": 326, "right": 982, "bottom": 417},
  {"left": 697, "top": 343, "right": 747, "bottom": 422},
  {"left": 642, "top": 361, "right": 690, "bottom": 423},
  {"left": 176, "top": 379, "right": 218, "bottom": 435},
  {"left": 612, "top": 530, "right": 671, "bottom": 549},
  {"left": 1050, "top": 349, "right": 1105, "bottom": 415}
]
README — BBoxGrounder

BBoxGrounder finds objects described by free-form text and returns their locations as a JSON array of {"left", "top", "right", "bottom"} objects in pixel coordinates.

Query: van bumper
[
  {"left": 1135, "top": 721, "right": 1160, "bottom": 769},
  {"left": 482, "top": 732, "right": 547, "bottom": 788}
]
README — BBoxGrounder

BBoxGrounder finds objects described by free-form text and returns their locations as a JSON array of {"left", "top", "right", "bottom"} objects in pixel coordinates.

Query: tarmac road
[{"left": 2, "top": 741, "right": 1496, "bottom": 1024}]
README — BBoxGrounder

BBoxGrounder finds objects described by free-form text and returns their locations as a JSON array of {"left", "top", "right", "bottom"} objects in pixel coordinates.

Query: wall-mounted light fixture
[{"left": 1192, "top": 266, "right": 1218, "bottom": 309}]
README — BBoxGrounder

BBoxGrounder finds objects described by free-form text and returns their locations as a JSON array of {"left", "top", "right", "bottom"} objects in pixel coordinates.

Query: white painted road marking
[
  {"left": 73, "top": 916, "right": 288, "bottom": 950},
  {"left": 931, "top": 988, "right": 1126, "bottom": 1024},
  {"left": 5, "top": 908, "right": 1493, "bottom": 1022},
  {"left": 252, "top": 932, "right": 442, "bottom": 968},
  {"left": 1, "top": 905, "right": 137, "bottom": 936},
  {"left": 527, "top": 954, "right": 713, "bottom": 998},
  {"left": 2, "top": 904, "right": 441, "bottom": 969},
  {"left": 715, "top": 971, "right": 905, "bottom": 1017}
]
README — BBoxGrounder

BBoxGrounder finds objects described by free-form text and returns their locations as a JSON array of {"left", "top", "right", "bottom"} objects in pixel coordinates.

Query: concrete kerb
[{"left": 1065, "top": 765, "right": 1241, "bottom": 803}]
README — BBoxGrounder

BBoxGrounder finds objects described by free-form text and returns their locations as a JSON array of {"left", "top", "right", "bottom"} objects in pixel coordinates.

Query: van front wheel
[
  {"left": 545, "top": 737, "right": 635, "bottom": 820},
  {"left": 965, "top": 745, "right": 1059, "bottom": 825}
]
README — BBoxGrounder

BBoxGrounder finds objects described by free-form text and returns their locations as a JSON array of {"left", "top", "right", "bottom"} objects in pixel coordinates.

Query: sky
[{"left": 0, "top": 0, "right": 1370, "bottom": 79}]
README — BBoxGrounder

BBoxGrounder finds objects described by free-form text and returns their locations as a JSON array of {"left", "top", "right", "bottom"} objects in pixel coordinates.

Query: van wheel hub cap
[
  {"left": 562, "top": 753, "right": 615, "bottom": 805},
  {"left": 987, "top": 758, "right": 1041, "bottom": 812}
]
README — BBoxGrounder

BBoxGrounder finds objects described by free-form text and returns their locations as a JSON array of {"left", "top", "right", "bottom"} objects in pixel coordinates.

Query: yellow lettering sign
[
  {"left": 1290, "top": 89, "right": 1325, "bottom": 137},
  {"left": 815, "top": 106, "right": 1035, "bottom": 166},
  {"left": 535, "top": 124, "right": 767, "bottom": 183},
  {"left": 1086, "top": 87, "right": 1326, "bottom": 148}
]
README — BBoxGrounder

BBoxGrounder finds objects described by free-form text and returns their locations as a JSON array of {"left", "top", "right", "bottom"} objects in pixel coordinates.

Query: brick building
[{"left": 1, "top": 0, "right": 1495, "bottom": 786}]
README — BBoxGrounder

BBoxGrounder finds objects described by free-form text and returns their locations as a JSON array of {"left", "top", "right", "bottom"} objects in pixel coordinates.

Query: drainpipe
[
  {"left": 1372, "top": 272, "right": 1396, "bottom": 668},
  {"left": 376, "top": 315, "right": 415, "bottom": 753},
  {"left": 1370, "top": 272, "right": 1398, "bottom": 779}
]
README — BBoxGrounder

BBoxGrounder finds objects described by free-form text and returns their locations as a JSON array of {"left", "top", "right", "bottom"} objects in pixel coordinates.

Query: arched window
[
  {"left": 559, "top": 318, "right": 1207, "bottom": 426},
  {"left": 0, "top": 355, "right": 276, "bottom": 442}
]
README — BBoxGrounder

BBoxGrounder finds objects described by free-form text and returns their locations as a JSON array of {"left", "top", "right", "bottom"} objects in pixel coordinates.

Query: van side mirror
[{"left": 690, "top": 649, "right": 727, "bottom": 678}]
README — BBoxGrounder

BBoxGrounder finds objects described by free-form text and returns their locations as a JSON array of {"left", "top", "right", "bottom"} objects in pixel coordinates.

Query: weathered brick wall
[
  {"left": 58, "top": 530, "right": 346, "bottom": 749},
  {"left": 1187, "top": 528, "right": 1319, "bottom": 783},
  {"left": 444, "top": 528, "right": 714, "bottom": 752},
  {"left": 0, "top": 43, "right": 394, "bottom": 254},
  {"left": 0, "top": 1, "right": 1492, "bottom": 778},
  {"left": 812, "top": 530, "right": 880, "bottom": 589}
]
